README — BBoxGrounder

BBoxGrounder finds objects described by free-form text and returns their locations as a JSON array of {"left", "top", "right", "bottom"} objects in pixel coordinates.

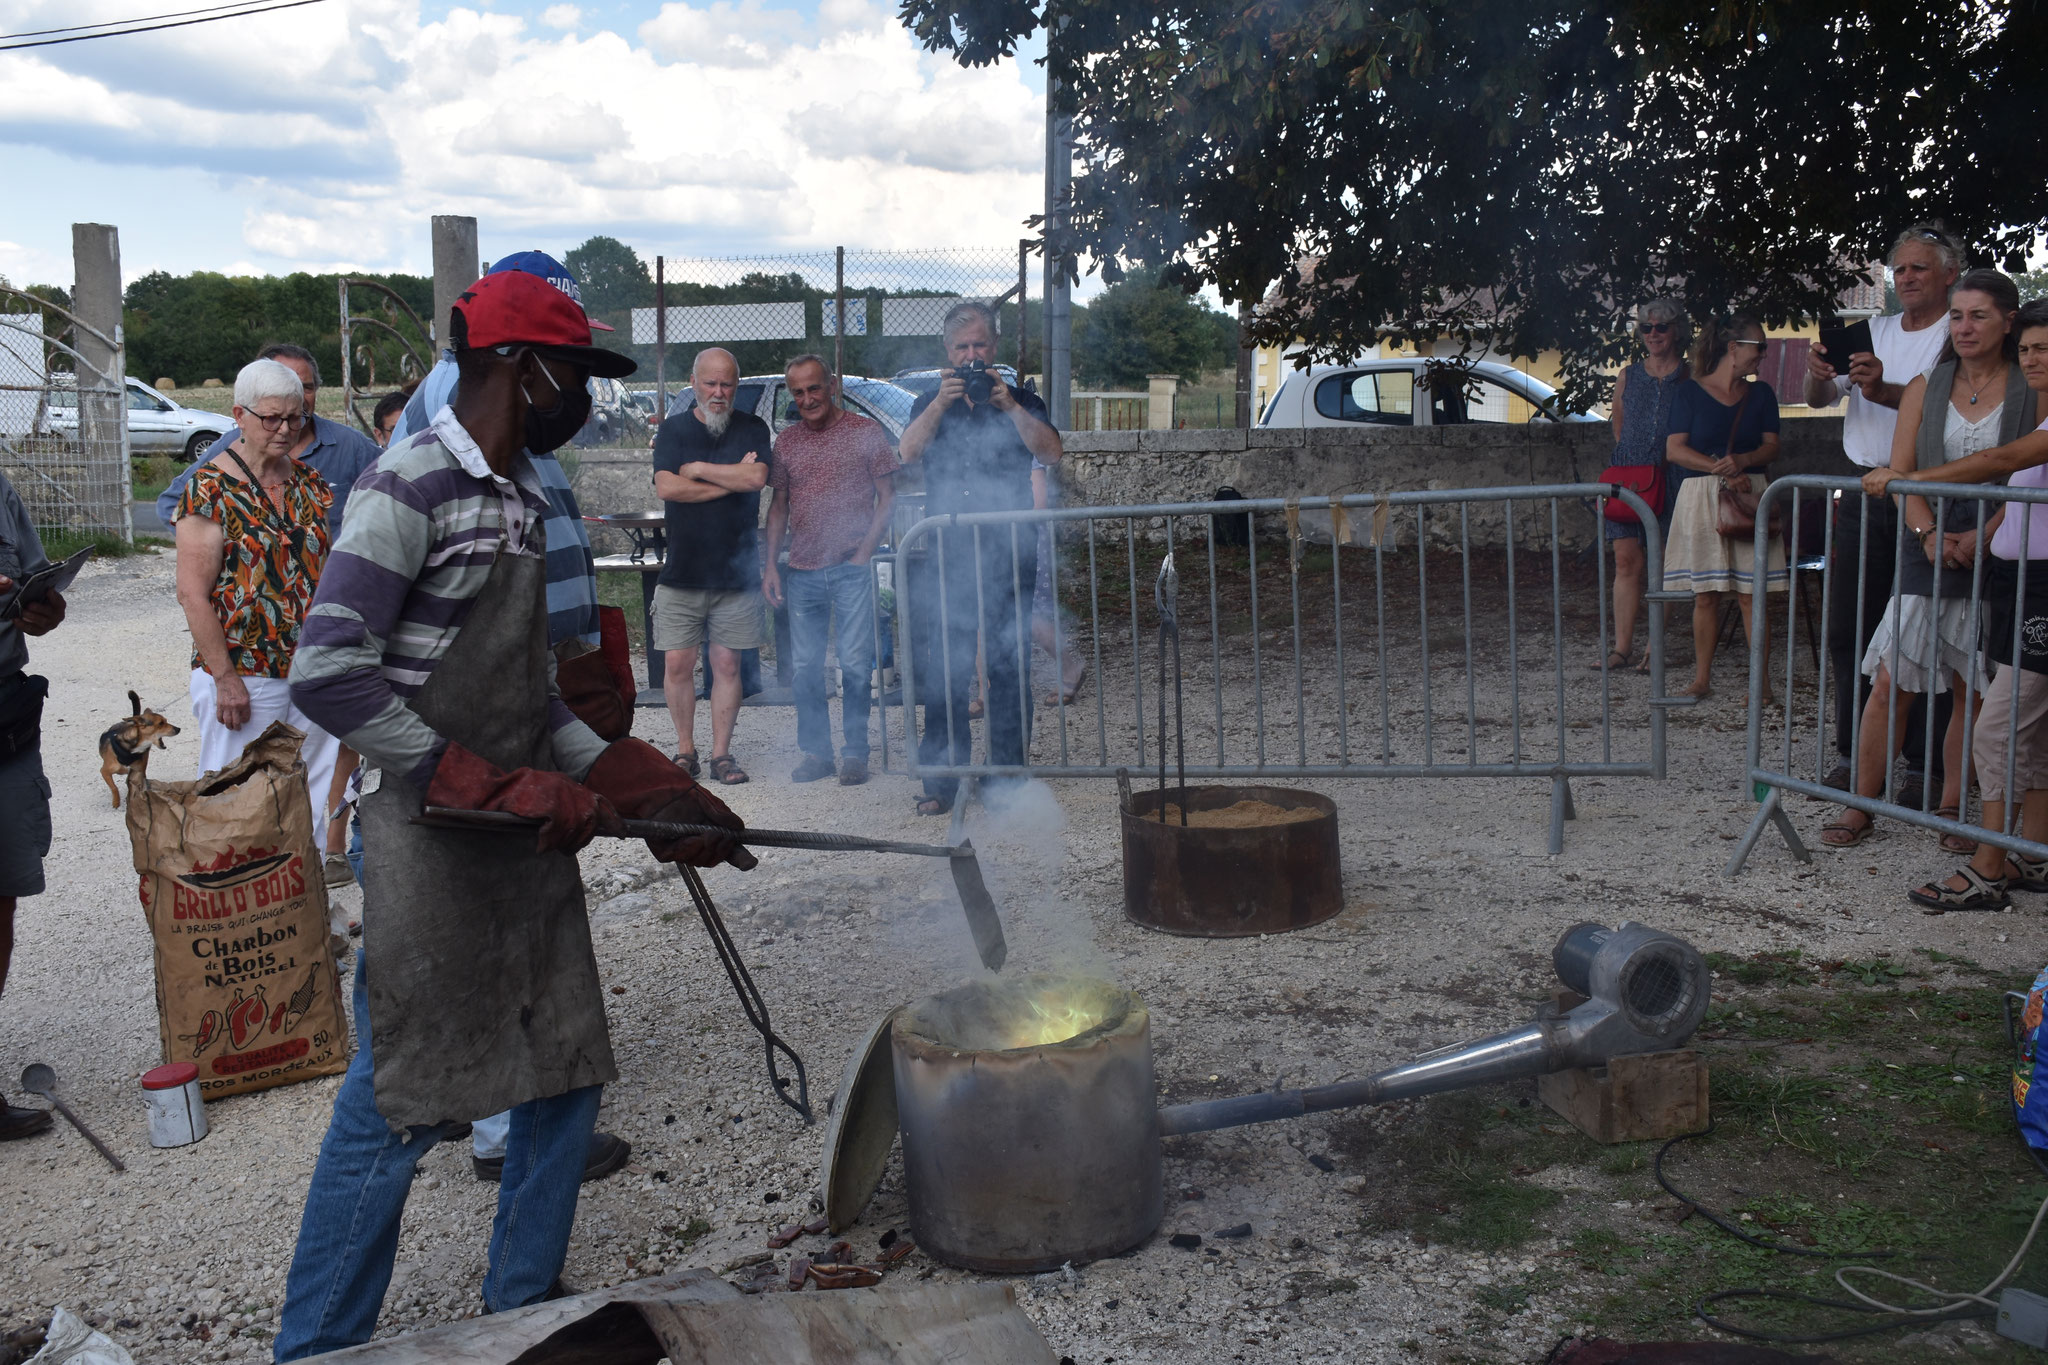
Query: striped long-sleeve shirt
[
  {"left": 288, "top": 406, "right": 609, "bottom": 790},
  {"left": 394, "top": 353, "right": 602, "bottom": 648}
]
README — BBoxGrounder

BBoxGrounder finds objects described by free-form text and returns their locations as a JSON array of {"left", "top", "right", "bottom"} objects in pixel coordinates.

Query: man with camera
[{"left": 898, "top": 301, "right": 1062, "bottom": 814}]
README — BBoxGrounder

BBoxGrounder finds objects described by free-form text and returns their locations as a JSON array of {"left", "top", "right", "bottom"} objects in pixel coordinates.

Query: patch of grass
[
  {"left": 40, "top": 529, "right": 152, "bottom": 560},
  {"left": 1567, "top": 1227, "right": 1636, "bottom": 1275},
  {"left": 131, "top": 453, "right": 178, "bottom": 502}
]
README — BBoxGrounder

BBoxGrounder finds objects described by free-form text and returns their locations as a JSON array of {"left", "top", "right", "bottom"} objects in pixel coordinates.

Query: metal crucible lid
[{"left": 817, "top": 1006, "right": 901, "bottom": 1234}]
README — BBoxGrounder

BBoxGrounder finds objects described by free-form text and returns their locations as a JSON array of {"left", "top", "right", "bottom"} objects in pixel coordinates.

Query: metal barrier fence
[
  {"left": 1726, "top": 474, "right": 2048, "bottom": 877},
  {"left": 0, "top": 285, "right": 130, "bottom": 543},
  {"left": 888, "top": 485, "right": 1673, "bottom": 853}
]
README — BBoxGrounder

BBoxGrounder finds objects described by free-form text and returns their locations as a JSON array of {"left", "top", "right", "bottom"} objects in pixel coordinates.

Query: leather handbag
[
  {"left": 1599, "top": 462, "right": 1666, "bottom": 524},
  {"left": 1712, "top": 388, "right": 1771, "bottom": 537}
]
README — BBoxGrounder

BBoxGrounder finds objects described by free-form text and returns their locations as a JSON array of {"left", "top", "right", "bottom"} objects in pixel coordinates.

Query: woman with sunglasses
[
  {"left": 1660, "top": 314, "right": 1787, "bottom": 702},
  {"left": 1597, "top": 298, "right": 1690, "bottom": 671},
  {"left": 174, "top": 358, "right": 341, "bottom": 817}
]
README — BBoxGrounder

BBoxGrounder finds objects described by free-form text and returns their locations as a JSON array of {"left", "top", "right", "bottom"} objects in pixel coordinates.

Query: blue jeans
[
  {"left": 786, "top": 562, "right": 877, "bottom": 762},
  {"left": 912, "top": 524, "right": 1035, "bottom": 804},
  {"left": 273, "top": 956, "right": 601, "bottom": 1359}
]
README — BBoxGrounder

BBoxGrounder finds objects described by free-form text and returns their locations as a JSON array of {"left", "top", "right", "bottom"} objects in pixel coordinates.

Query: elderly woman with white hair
[
  {"left": 174, "top": 357, "right": 342, "bottom": 848},
  {"left": 1596, "top": 297, "right": 1690, "bottom": 671}
]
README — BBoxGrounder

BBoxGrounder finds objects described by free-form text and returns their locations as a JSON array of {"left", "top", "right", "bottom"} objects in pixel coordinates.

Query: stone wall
[{"left": 565, "top": 417, "right": 1852, "bottom": 554}]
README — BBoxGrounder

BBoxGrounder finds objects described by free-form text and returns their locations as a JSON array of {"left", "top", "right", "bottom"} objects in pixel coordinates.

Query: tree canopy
[
  {"left": 897, "top": 0, "right": 2048, "bottom": 407},
  {"left": 121, "top": 270, "right": 431, "bottom": 390},
  {"left": 1074, "top": 266, "right": 1236, "bottom": 386}
]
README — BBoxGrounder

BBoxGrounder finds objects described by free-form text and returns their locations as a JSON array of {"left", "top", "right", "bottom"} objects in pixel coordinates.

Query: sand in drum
[{"left": 1152, "top": 798, "right": 1323, "bottom": 828}]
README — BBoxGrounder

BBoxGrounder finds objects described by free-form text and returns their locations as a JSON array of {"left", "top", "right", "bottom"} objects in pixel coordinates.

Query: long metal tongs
[
  {"left": 675, "top": 862, "right": 812, "bottom": 1124},
  {"left": 1155, "top": 551, "right": 1186, "bottom": 824},
  {"left": 414, "top": 807, "right": 1006, "bottom": 972}
]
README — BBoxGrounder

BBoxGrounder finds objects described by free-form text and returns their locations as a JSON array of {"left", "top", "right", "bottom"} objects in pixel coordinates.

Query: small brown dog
[{"left": 100, "top": 690, "right": 179, "bottom": 807}]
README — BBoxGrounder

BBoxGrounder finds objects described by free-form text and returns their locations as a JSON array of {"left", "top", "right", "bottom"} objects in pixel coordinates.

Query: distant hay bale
[
  {"left": 154, "top": 377, "right": 176, "bottom": 392},
  {"left": 201, "top": 377, "right": 224, "bottom": 388}
]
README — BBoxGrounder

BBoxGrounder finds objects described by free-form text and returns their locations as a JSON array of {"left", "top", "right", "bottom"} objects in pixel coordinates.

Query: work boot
[
  {"left": 1819, "top": 759, "right": 1852, "bottom": 793},
  {"left": 0, "top": 1094, "right": 51, "bottom": 1142},
  {"left": 838, "top": 757, "right": 869, "bottom": 786},
  {"left": 473, "top": 1130, "right": 630, "bottom": 1184},
  {"left": 791, "top": 753, "right": 835, "bottom": 783}
]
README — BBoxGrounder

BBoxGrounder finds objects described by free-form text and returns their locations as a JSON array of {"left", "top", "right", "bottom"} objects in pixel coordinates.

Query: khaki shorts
[
  {"left": 652, "top": 584, "right": 766, "bottom": 652},
  {"left": 1971, "top": 666, "right": 2048, "bottom": 801}
]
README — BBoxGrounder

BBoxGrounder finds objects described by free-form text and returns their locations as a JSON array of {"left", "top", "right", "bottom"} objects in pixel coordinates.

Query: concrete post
[
  {"left": 1042, "top": 99, "right": 1073, "bottom": 430},
  {"left": 1234, "top": 301, "right": 1254, "bottom": 428},
  {"left": 430, "top": 216, "right": 479, "bottom": 347},
  {"left": 1146, "top": 374, "right": 1177, "bottom": 429},
  {"left": 72, "top": 222, "right": 131, "bottom": 540}
]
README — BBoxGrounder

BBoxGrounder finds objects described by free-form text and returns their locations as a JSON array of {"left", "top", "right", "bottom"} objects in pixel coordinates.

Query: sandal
[
  {"left": 1588, "top": 650, "right": 1630, "bottom": 672},
  {"left": 675, "top": 750, "right": 702, "bottom": 779},
  {"left": 708, "top": 754, "right": 749, "bottom": 785},
  {"left": 1934, "top": 807, "right": 1978, "bottom": 855},
  {"left": 1907, "top": 866, "right": 2011, "bottom": 914},
  {"left": 1819, "top": 818, "right": 1872, "bottom": 848},
  {"left": 914, "top": 796, "right": 948, "bottom": 817},
  {"left": 2007, "top": 853, "right": 2048, "bottom": 894}
]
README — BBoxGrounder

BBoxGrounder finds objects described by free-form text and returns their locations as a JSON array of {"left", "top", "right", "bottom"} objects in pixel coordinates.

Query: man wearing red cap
[{"left": 276, "top": 271, "right": 747, "bottom": 1358}]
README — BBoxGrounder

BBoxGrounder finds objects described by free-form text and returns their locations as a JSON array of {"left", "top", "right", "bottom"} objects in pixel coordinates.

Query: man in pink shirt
[{"left": 763, "top": 355, "right": 898, "bottom": 785}]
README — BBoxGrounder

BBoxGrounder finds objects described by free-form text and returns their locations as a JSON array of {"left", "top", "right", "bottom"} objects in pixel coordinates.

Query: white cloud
[{"left": 0, "top": 0, "right": 1046, "bottom": 275}]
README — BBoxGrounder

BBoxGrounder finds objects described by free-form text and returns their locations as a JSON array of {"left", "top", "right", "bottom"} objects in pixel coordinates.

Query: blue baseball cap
[{"left": 487, "top": 250, "right": 613, "bottom": 331}]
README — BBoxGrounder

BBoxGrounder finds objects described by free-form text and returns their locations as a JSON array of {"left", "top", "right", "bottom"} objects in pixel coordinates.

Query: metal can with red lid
[{"left": 141, "top": 1062, "right": 207, "bottom": 1147}]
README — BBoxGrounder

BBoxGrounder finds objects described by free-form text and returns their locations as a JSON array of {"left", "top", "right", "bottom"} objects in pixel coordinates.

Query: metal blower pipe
[{"left": 1155, "top": 921, "right": 1710, "bottom": 1139}]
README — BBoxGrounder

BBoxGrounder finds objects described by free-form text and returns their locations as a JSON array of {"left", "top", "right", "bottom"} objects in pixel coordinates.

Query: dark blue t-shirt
[{"left": 1665, "top": 378, "right": 1780, "bottom": 487}]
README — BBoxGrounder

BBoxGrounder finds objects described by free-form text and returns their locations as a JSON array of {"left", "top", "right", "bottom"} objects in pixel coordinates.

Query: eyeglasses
[
  {"left": 1638, "top": 322, "right": 1672, "bottom": 334},
  {"left": 245, "top": 409, "right": 305, "bottom": 432}
]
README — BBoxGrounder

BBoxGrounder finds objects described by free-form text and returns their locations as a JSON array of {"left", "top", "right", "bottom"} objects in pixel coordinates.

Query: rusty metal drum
[
  {"left": 1121, "top": 784, "right": 1342, "bottom": 936},
  {"left": 891, "top": 975, "right": 1164, "bottom": 1272}
]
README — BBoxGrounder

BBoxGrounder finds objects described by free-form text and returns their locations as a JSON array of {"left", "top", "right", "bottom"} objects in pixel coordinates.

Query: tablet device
[
  {"left": 1817, "top": 319, "right": 1874, "bottom": 375},
  {"left": 0, "top": 545, "right": 93, "bottom": 620}
]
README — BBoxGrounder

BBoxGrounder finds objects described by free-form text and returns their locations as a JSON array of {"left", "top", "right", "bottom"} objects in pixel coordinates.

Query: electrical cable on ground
[
  {"left": 1657, "top": 1117, "right": 2048, "bottom": 1343},
  {"left": 0, "top": 0, "right": 325, "bottom": 50}
]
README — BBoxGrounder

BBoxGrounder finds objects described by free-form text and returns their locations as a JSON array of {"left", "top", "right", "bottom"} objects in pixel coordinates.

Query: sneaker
[
  {"left": 838, "top": 757, "right": 869, "bottom": 786},
  {"left": 323, "top": 854, "right": 355, "bottom": 888},
  {"left": 473, "top": 1130, "right": 631, "bottom": 1184},
  {"left": 791, "top": 753, "right": 836, "bottom": 783}
]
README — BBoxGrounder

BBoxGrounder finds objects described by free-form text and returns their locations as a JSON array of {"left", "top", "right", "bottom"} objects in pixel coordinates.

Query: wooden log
[{"left": 1537, "top": 1048, "right": 1709, "bottom": 1144}]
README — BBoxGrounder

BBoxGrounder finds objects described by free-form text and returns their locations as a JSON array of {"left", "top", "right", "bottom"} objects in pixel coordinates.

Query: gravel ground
[{"left": 0, "top": 546, "right": 2034, "bottom": 1362}]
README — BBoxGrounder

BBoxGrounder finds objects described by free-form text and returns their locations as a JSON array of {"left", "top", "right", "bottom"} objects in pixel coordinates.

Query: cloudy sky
[{"left": 0, "top": 0, "right": 1048, "bottom": 286}]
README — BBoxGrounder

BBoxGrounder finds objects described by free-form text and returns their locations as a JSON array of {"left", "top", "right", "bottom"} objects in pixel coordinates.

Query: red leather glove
[
  {"left": 426, "top": 741, "right": 617, "bottom": 854},
  {"left": 583, "top": 737, "right": 754, "bottom": 870}
]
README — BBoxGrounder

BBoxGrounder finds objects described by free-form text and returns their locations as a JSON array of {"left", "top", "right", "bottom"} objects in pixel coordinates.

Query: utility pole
[
  {"left": 430, "top": 216, "right": 478, "bottom": 348},
  {"left": 1234, "top": 300, "right": 1254, "bottom": 428},
  {"left": 1042, "top": 94, "right": 1073, "bottom": 430}
]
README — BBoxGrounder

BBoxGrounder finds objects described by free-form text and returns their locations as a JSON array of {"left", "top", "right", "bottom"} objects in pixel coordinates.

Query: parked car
[
  {"left": 44, "top": 377, "right": 231, "bottom": 462},
  {"left": 573, "top": 376, "right": 636, "bottom": 447},
  {"left": 661, "top": 375, "right": 919, "bottom": 446},
  {"left": 1258, "top": 359, "right": 1601, "bottom": 428}
]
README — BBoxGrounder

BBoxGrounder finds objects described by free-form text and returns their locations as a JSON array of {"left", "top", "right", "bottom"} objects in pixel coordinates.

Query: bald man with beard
[{"left": 651, "top": 348, "right": 772, "bottom": 785}]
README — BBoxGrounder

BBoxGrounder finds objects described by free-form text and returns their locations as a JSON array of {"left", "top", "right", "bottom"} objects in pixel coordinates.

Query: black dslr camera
[{"left": 953, "top": 360, "right": 996, "bottom": 405}]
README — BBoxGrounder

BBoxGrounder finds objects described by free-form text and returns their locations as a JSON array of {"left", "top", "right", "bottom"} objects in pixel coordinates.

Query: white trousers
[{"left": 188, "top": 669, "right": 343, "bottom": 856}]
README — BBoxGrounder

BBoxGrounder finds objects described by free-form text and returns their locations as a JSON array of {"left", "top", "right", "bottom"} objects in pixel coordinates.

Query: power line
[
  {"left": 0, "top": 0, "right": 291, "bottom": 42},
  {"left": 0, "top": 0, "right": 327, "bottom": 50}
]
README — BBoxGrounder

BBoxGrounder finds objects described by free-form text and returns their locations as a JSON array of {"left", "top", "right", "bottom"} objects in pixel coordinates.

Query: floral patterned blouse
[{"left": 178, "top": 457, "right": 333, "bottom": 678}]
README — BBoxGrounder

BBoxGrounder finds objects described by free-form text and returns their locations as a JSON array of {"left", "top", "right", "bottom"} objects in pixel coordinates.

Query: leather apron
[{"left": 359, "top": 550, "right": 617, "bottom": 1129}]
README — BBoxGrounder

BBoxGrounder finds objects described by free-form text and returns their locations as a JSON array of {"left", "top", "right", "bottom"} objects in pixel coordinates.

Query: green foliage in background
[
  {"left": 121, "top": 270, "right": 432, "bottom": 390},
  {"left": 1073, "top": 266, "right": 1237, "bottom": 387},
  {"left": 898, "top": 0, "right": 2048, "bottom": 412}
]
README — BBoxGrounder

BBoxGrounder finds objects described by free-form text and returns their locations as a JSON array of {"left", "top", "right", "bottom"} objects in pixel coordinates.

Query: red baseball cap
[{"left": 449, "top": 270, "right": 637, "bottom": 379}]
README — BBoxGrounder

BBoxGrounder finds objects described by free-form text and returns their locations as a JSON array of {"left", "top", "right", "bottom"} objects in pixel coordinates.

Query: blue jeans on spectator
[
  {"left": 787, "top": 561, "right": 877, "bottom": 763},
  {"left": 274, "top": 957, "right": 601, "bottom": 1359},
  {"left": 912, "top": 524, "right": 1035, "bottom": 806}
]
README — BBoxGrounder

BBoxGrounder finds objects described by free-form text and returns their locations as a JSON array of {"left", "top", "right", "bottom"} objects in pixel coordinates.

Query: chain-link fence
[
  {"left": 0, "top": 284, "right": 130, "bottom": 545},
  {"left": 610, "top": 244, "right": 1036, "bottom": 402}
]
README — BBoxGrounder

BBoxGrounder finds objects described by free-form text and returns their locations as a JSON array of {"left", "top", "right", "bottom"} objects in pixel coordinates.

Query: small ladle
[{"left": 20, "top": 1063, "right": 124, "bottom": 1172}]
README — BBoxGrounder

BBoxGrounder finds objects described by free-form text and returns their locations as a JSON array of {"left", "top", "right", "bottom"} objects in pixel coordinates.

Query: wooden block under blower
[{"left": 1537, "top": 1048, "right": 1709, "bottom": 1144}]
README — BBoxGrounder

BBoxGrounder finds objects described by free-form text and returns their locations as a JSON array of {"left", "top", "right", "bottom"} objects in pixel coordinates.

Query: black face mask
[{"left": 522, "top": 357, "right": 590, "bottom": 454}]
